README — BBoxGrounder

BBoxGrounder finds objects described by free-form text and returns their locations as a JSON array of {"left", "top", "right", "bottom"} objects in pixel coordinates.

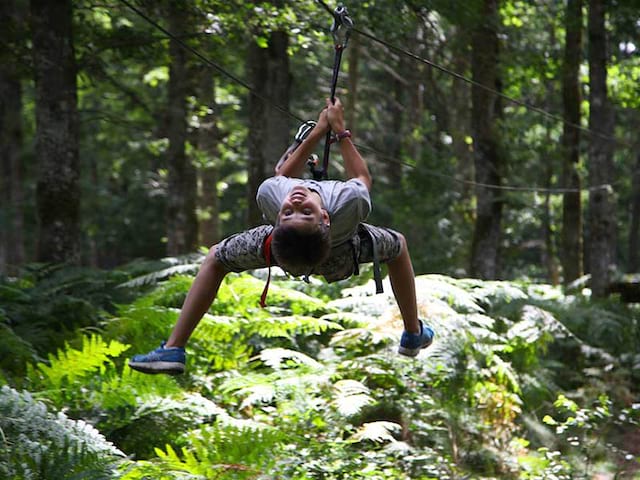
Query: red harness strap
[{"left": 259, "top": 232, "right": 274, "bottom": 308}]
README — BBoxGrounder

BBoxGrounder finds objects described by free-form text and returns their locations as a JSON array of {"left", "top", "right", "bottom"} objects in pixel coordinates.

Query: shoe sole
[
  {"left": 128, "top": 361, "right": 185, "bottom": 375},
  {"left": 397, "top": 339, "right": 433, "bottom": 358}
]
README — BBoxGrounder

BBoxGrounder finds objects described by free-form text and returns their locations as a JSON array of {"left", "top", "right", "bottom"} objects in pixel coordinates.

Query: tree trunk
[
  {"left": 31, "top": 0, "right": 81, "bottom": 264},
  {"left": 469, "top": 0, "right": 503, "bottom": 280},
  {"left": 587, "top": 0, "right": 616, "bottom": 297},
  {"left": 197, "top": 70, "right": 220, "bottom": 247},
  {"left": 628, "top": 152, "right": 640, "bottom": 271},
  {"left": 246, "top": 27, "right": 290, "bottom": 227},
  {"left": 542, "top": 126, "right": 560, "bottom": 285},
  {"left": 166, "top": 1, "right": 198, "bottom": 255},
  {"left": 0, "top": 0, "right": 26, "bottom": 275},
  {"left": 561, "top": 0, "right": 584, "bottom": 285}
]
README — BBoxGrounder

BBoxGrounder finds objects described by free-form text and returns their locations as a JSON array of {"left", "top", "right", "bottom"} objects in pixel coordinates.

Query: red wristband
[{"left": 335, "top": 130, "right": 352, "bottom": 141}]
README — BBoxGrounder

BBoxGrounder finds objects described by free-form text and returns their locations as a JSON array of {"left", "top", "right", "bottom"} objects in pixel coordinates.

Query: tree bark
[
  {"left": 31, "top": 0, "right": 81, "bottom": 264},
  {"left": 469, "top": 0, "right": 503, "bottom": 280},
  {"left": 587, "top": 0, "right": 616, "bottom": 297},
  {"left": 561, "top": 0, "right": 584, "bottom": 284},
  {"left": 166, "top": 1, "right": 198, "bottom": 255},
  {"left": 197, "top": 70, "right": 220, "bottom": 247},
  {"left": 0, "top": 0, "right": 26, "bottom": 275},
  {"left": 246, "top": 27, "right": 290, "bottom": 227},
  {"left": 628, "top": 152, "right": 640, "bottom": 271}
]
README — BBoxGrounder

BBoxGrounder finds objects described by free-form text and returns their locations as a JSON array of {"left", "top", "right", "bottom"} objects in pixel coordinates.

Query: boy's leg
[
  {"left": 386, "top": 234, "right": 420, "bottom": 334},
  {"left": 128, "top": 246, "right": 228, "bottom": 374},
  {"left": 165, "top": 245, "right": 228, "bottom": 348},
  {"left": 356, "top": 224, "right": 435, "bottom": 357},
  {"left": 129, "top": 225, "right": 272, "bottom": 374}
]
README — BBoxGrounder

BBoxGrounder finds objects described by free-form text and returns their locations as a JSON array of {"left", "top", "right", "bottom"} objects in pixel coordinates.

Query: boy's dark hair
[{"left": 271, "top": 223, "right": 331, "bottom": 277}]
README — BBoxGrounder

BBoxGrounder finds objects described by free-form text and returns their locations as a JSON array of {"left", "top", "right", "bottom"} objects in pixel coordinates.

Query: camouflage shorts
[{"left": 215, "top": 223, "right": 403, "bottom": 283}]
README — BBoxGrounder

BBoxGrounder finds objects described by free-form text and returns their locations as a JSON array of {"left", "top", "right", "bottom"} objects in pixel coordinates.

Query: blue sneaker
[
  {"left": 128, "top": 342, "right": 186, "bottom": 375},
  {"left": 398, "top": 320, "right": 434, "bottom": 357}
]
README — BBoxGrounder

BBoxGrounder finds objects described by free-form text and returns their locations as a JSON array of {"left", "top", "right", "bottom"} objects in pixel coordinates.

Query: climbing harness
[{"left": 309, "top": 3, "right": 354, "bottom": 181}]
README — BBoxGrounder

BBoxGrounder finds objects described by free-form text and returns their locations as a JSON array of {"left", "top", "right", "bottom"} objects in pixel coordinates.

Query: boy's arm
[
  {"left": 275, "top": 109, "right": 330, "bottom": 177},
  {"left": 336, "top": 135, "right": 372, "bottom": 191},
  {"left": 327, "top": 98, "right": 372, "bottom": 191},
  {"left": 275, "top": 126, "right": 325, "bottom": 177}
]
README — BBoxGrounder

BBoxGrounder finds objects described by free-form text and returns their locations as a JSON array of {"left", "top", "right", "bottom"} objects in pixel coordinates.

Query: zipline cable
[
  {"left": 117, "top": 0, "right": 620, "bottom": 195},
  {"left": 351, "top": 26, "right": 626, "bottom": 148},
  {"left": 317, "top": 0, "right": 627, "bottom": 148},
  {"left": 117, "top": 0, "right": 303, "bottom": 123}
]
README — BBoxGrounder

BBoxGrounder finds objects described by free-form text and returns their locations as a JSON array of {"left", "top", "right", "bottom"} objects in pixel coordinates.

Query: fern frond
[
  {"left": 416, "top": 275, "right": 486, "bottom": 313},
  {"left": 244, "top": 314, "right": 343, "bottom": 339},
  {"left": 333, "top": 379, "right": 375, "bottom": 417},
  {"left": 349, "top": 421, "right": 401, "bottom": 443},
  {"left": 214, "top": 273, "right": 334, "bottom": 317},
  {"left": 29, "top": 334, "right": 129, "bottom": 392},
  {"left": 118, "top": 263, "right": 201, "bottom": 289},
  {"left": 220, "top": 355, "right": 331, "bottom": 410},
  {"left": 329, "top": 326, "right": 394, "bottom": 353},
  {"left": 0, "top": 386, "right": 124, "bottom": 479},
  {"left": 468, "top": 280, "right": 528, "bottom": 309},
  {"left": 257, "top": 347, "right": 323, "bottom": 370}
]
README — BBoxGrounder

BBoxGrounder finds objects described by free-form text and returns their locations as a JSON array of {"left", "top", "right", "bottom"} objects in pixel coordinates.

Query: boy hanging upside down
[{"left": 129, "top": 97, "right": 434, "bottom": 375}]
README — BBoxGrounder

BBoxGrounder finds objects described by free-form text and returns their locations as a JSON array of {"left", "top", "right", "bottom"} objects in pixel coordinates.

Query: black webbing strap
[{"left": 310, "top": 3, "right": 353, "bottom": 181}]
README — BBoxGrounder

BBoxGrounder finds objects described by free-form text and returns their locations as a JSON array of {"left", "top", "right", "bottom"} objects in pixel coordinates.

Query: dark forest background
[{"left": 1, "top": 0, "right": 639, "bottom": 296}]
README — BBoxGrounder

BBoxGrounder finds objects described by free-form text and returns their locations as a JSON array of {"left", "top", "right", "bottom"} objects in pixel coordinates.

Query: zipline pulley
[{"left": 310, "top": 3, "right": 353, "bottom": 181}]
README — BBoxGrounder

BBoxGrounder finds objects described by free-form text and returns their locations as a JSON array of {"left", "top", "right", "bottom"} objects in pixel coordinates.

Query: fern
[
  {"left": 349, "top": 421, "right": 401, "bottom": 444},
  {"left": 27, "top": 334, "right": 129, "bottom": 398},
  {"left": 256, "top": 347, "right": 324, "bottom": 370},
  {"left": 132, "top": 420, "right": 284, "bottom": 480},
  {"left": 105, "top": 305, "right": 180, "bottom": 353},
  {"left": 0, "top": 386, "right": 124, "bottom": 480},
  {"left": 244, "top": 314, "right": 343, "bottom": 339},
  {"left": 212, "top": 273, "right": 334, "bottom": 317},
  {"left": 118, "top": 261, "right": 201, "bottom": 289},
  {"left": 220, "top": 348, "right": 330, "bottom": 410},
  {"left": 333, "top": 379, "right": 375, "bottom": 417}
]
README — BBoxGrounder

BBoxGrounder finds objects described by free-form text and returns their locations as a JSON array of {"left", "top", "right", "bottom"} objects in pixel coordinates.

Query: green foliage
[
  {"left": 2, "top": 264, "right": 640, "bottom": 478},
  {"left": 0, "top": 385, "right": 124, "bottom": 480},
  {"left": 0, "top": 264, "right": 128, "bottom": 357}
]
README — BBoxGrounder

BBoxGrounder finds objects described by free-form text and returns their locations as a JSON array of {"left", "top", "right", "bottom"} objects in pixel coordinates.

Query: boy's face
[{"left": 278, "top": 186, "right": 330, "bottom": 231}]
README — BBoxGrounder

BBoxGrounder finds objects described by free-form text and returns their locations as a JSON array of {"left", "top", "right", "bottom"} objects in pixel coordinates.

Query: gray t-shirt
[{"left": 256, "top": 176, "right": 371, "bottom": 247}]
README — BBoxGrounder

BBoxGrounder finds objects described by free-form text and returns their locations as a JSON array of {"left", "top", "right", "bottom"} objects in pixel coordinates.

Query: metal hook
[{"left": 331, "top": 4, "right": 353, "bottom": 49}]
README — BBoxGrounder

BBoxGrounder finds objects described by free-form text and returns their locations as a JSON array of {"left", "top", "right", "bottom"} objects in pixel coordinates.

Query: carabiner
[{"left": 331, "top": 4, "right": 353, "bottom": 49}]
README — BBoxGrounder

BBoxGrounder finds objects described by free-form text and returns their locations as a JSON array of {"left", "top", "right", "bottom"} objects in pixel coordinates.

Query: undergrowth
[{"left": 1, "top": 263, "right": 639, "bottom": 479}]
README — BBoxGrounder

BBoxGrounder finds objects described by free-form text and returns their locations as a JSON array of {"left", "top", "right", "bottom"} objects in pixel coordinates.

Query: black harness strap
[{"left": 311, "top": 3, "right": 353, "bottom": 181}]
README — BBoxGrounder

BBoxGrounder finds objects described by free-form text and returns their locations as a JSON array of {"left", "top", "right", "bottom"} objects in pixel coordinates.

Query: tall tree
[
  {"left": 166, "top": 1, "right": 198, "bottom": 255},
  {"left": 560, "top": 0, "right": 584, "bottom": 284},
  {"left": 587, "top": 0, "right": 616, "bottom": 297},
  {"left": 31, "top": 0, "right": 81, "bottom": 264},
  {"left": 196, "top": 69, "right": 221, "bottom": 247},
  {"left": 0, "top": 0, "right": 26, "bottom": 274},
  {"left": 469, "top": 0, "right": 504, "bottom": 279},
  {"left": 628, "top": 151, "right": 640, "bottom": 272},
  {"left": 246, "top": 6, "right": 290, "bottom": 227}
]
